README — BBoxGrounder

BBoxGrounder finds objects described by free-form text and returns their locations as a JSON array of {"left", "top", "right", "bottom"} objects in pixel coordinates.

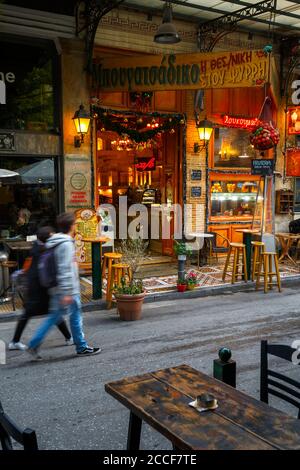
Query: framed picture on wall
[
  {"left": 288, "top": 107, "right": 300, "bottom": 135},
  {"left": 286, "top": 147, "right": 300, "bottom": 177}
]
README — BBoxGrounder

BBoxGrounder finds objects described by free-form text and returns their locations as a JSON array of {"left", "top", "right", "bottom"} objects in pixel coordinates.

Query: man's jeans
[{"left": 28, "top": 294, "right": 88, "bottom": 353}]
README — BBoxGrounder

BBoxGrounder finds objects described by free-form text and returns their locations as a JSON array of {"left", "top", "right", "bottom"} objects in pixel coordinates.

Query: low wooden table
[
  {"left": 275, "top": 232, "right": 300, "bottom": 265},
  {"left": 105, "top": 364, "right": 300, "bottom": 450},
  {"left": 82, "top": 236, "right": 110, "bottom": 300},
  {"left": 235, "top": 229, "right": 260, "bottom": 279}
]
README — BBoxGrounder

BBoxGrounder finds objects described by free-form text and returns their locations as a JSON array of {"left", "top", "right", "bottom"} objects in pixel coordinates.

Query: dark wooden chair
[
  {"left": 260, "top": 340, "right": 300, "bottom": 419},
  {"left": 0, "top": 401, "right": 38, "bottom": 450},
  {"left": 208, "top": 232, "right": 230, "bottom": 263}
]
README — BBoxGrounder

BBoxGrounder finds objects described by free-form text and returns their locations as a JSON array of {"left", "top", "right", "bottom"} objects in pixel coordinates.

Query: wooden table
[
  {"left": 82, "top": 236, "right": 110, "bottom": 300},
  {"left": 235, "top": 229, "right": 260, "bottom": 279},
  {"left": 186, "top": 233, "right": 214, "bottom": 268},
  {"left": 275, "top": 232, "right": 300, "bottom": 265},
  {"left": 105, "top": 364, "right": 300, "bottom": 450}
]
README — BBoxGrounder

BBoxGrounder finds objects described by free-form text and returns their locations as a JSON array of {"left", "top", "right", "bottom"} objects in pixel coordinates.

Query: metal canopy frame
[{"left": 76, "top": 0, "right": 125, "bottom": 70}]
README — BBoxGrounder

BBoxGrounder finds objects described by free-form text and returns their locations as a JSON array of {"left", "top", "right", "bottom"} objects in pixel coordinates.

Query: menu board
[
  {"left": 74, "top": 208, "right": 98, "bottom": 268},
  {"left": 251, "top": 159, "right": 274, "bottom": 176}
]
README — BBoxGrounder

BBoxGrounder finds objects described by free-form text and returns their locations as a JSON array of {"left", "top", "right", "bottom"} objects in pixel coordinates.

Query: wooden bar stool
[
  {"left": 222, "top": 242, "right": 248, "bottom": 284},
  {"left": 251, "top": 241, "right": 265, "bottom": 281},
  {"left": 106, "top": 263, "right": 132, "bottom": 309},
  {"left": 102, "top": 252, "right": 122, "bottom": 296},
  {"left": 255, "top": 252, "right": 281, "bottom": 294}
]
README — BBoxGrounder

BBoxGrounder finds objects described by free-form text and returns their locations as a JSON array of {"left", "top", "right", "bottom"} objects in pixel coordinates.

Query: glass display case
[{"left": 210, "top": 178, "right": 264, "bottom": 222}]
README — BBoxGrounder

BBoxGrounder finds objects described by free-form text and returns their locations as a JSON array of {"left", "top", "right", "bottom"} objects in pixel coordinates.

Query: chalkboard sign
[
  {"left": 191, "top": 169, "right": 202, "bottom": 180},
  {"left": 251, "top": 159, "right": 274, "bottom": 176},
  {"left": 191, "top": 187, "right": 201, "bottom": 198}
]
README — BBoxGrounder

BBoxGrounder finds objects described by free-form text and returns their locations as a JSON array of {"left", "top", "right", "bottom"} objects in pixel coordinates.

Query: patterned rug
[{"left": 1, "top": 262, "right": 299, "bottom": 314}]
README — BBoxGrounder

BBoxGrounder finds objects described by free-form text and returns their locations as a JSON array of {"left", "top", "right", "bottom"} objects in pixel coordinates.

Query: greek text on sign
[
  {"left": 222, "top": 115, "right": 259, "bottom": 129},
  {"left": 93, "top": 50, "right": 269, "bottom": 92}
]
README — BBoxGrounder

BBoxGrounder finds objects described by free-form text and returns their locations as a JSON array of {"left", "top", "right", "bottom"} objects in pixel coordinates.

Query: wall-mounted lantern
[
  {"left": 194, "top": 116, "right": 214, "bottom": 153},
  {"left": 72, "top": 104, "right": 92, "bottom": 147}
]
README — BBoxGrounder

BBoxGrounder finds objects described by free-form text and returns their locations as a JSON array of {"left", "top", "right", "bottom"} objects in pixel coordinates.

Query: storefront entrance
[{"left": 95, "top": 111, "right": 183, "bottom": 257}]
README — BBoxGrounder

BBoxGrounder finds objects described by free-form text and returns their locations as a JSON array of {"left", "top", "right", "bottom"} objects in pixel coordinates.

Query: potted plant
[
  {"left": 186, "top": 270, "right": 199, "bottom": 290},
  {"left": 173, "top": 240, "right": 191, "bottom": 285},
  {"left": 177, "top": 277, "right": 187, "bottom": 292},
  {"left": 114, "top": 238, "right": 147, "bottom": 321}
]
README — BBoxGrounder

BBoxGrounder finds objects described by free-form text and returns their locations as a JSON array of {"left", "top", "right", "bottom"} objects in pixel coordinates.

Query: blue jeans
[{"left": 28, "top": 294, "right": 88, "bottom": 353}]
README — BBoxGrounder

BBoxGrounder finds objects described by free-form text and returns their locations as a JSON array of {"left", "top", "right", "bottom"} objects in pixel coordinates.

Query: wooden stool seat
[
  {"left": 251, "top": 241, "right": 265, "bottom": 281},
  {"left": 222, "top": 242, "right": 248, "bottom": 284},
  {"left": 230, "top": 243, "right": 245, "bottom": 248},
  {"left": 256, "top": 252, "right": 281, "bottom": 293},
  {"left": 103, "top": 253, "right": 123, "bottom": 260},
  {"left": 106, "top": 262, "right": 132, "bottom": 309}
]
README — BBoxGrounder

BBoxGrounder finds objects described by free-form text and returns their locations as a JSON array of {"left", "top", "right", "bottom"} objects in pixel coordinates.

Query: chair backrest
[
  {"left": 0, "top": 401, "right": 38, "bottom": 450},
  {"left": 260, "top": 340, "right": 300, "bottom": 419},
  {"left": 210, "top": 231, "right": 229, "bottom": 253}
]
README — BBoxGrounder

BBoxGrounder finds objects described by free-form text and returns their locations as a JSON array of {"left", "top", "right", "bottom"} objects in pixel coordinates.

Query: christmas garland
[{"left": 93, "top": 106, "right": 186, "bottom": 143}]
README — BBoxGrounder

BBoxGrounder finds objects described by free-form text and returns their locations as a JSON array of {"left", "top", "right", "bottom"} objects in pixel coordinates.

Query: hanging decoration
[
  {"left": 94, "top": 106, "right": 185, "bottom": 143},
  {"left": 129, "top": 92, "right": 153, "bottom": 112},
  {"left": 249, "top": 122, "right": 279, "bottom": 150}
]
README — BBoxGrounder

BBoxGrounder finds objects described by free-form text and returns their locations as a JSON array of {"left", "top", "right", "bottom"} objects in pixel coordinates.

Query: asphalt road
[{"left": 0, "top": 286, "right": 299, "bottom": 450}]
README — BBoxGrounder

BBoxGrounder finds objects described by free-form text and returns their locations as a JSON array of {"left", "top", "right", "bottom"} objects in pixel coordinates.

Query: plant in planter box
[
  {"left": 114, "top": 238, "right": 147, "bottom": 321},
  {"left": 177, "top": 276, "right": 187, "bottom": 292},
  {"left": 186, "top": 270, "right": 199, "bottom": 290}
]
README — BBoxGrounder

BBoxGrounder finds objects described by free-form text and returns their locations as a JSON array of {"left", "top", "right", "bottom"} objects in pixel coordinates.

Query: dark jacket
[{"left": 24, "top": 240, "right": 49, "bottom": 315}]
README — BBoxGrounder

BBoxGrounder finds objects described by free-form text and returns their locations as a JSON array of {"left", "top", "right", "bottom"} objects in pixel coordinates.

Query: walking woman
[{"left": 9, "top": 226, "right": 73, "bottom": 350}]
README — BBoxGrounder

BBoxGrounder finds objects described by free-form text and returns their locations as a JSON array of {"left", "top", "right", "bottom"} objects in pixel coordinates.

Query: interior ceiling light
[{"left": 154, "top": 2, "right": 181, "bottom": 44}]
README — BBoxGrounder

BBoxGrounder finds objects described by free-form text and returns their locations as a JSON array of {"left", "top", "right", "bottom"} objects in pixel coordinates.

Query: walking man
[{"left": 27, "top": 212, "right": 101, "bottom": 358}]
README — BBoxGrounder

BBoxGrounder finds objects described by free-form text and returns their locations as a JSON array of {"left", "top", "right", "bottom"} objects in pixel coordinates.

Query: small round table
[
  {"left": 235, "top": 229, "right": 260, "bottom": 279},
  {"left": 186, "top": 233, "right": 214, "bottom": 268},
  {"left": 275, "top": 232, "right": 300, "bottom": 265},
  {"left": 82, "top": 237, "right": 110, "bottom": 300}
]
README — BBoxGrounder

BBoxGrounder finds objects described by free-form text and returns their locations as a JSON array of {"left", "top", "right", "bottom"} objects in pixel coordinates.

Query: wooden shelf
[{"left": 275, "top": 190, "right": 294, "bottom": 215}]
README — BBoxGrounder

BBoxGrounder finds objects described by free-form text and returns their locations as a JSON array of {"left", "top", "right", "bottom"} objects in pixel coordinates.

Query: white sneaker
[
  {"left": 8, "top": 341, "right": 27, "bottom": 351},
  {"left": 65, "top": 337, "right": 74, "bottom": 346}
]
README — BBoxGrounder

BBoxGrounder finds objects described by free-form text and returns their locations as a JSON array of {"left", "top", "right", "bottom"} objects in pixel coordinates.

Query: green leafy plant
[
  {"left": 114, "top": 277, "right": 144, "bottom": 295},
  {"left": 173, "top": 240, "right": 192, "bottom": 256}
]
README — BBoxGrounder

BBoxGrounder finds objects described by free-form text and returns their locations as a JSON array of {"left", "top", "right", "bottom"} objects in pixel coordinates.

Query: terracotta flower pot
[
  {"left": 115, "top": 292, "right": 145, "bottom": 321},
  {"left": 177, "top": 284, "right": 187, "bottom": 292}
]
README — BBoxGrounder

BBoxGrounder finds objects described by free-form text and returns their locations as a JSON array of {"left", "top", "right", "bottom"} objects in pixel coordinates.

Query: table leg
[
  {"left": 243, "top": 233, "right": 252, "bottom": 280},
  {"left": 127, "top": 412, "right": 142, "bottom": 450},
  {"left": 91, "top": 242, "right": 102, "bottom": 300}
]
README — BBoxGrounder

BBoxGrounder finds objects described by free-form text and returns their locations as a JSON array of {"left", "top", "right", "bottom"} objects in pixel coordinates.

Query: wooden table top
[
  {"left": 235, "top": 229, "right": 260, "bottom": 234},
  {"left": 276, "top": 232, "right": 300, "bottom": 239},
  {"left": 105, "top": 364, "right": 300, "bottom": 450},
  {"left": 82, "top": 236, "right": 110, "bottom": 243}
]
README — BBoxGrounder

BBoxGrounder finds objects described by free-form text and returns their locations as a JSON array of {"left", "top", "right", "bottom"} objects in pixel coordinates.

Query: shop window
[
  {"left": 0, "top": 39, "right": 57, "bottom": 131},
  {"left": 0, "top": 156, "right": 58, "bottom": 237},
  {"left": 213, "top": 128, "right": 256, "bottom": 169}
]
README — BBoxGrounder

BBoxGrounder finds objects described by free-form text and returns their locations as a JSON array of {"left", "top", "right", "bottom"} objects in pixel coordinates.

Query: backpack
[{"left": 38, "top": 240, "right": 69, "bottom": 289}]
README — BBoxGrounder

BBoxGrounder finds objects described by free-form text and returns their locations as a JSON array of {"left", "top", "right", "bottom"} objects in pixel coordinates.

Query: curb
[{"left": 0, "top": 274, "right": 299, "bottom": 323}]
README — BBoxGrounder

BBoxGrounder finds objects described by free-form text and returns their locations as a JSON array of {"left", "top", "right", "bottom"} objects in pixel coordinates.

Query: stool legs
[
  {"left": 242, "top": 246, "right": 248, "bottom": 282},
  {"left": 222, "top": 247, "right": 232, "bottom": 282},
  {"left": 256, "top": 253, "right": 281, "bottom": 293}
]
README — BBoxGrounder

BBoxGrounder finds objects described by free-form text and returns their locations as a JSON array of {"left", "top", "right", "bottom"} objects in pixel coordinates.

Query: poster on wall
[
  {"left": 65, "top": 155, "right": 91, "bottom": 210},
  {"left": 287, "top": 108, "right": 300, "bottom": 135},
  {"left": 286, "top": 147, "right": 300, "bottom": 177},
  {"left": 74, "top": 208, "right": 98, "bottom": 268}
]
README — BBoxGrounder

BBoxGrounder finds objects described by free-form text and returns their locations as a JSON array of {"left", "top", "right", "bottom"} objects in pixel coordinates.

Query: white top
[{"left": 186, "top": 233, "right": 214, "bottom": 238}]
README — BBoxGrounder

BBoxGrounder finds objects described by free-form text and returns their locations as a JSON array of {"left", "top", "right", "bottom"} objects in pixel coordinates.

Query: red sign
[
  {"left": 287, "top": 107, "right": 300, "bottom": 135},
  {"left": 222, "top": 115, "right": 259, "bottom": 129},
  {"left": 286, "top": 147, "right": 300, "bottom": 177},
  {"left": 135, "top": 157, "right": 156, "bottom": 172}
]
